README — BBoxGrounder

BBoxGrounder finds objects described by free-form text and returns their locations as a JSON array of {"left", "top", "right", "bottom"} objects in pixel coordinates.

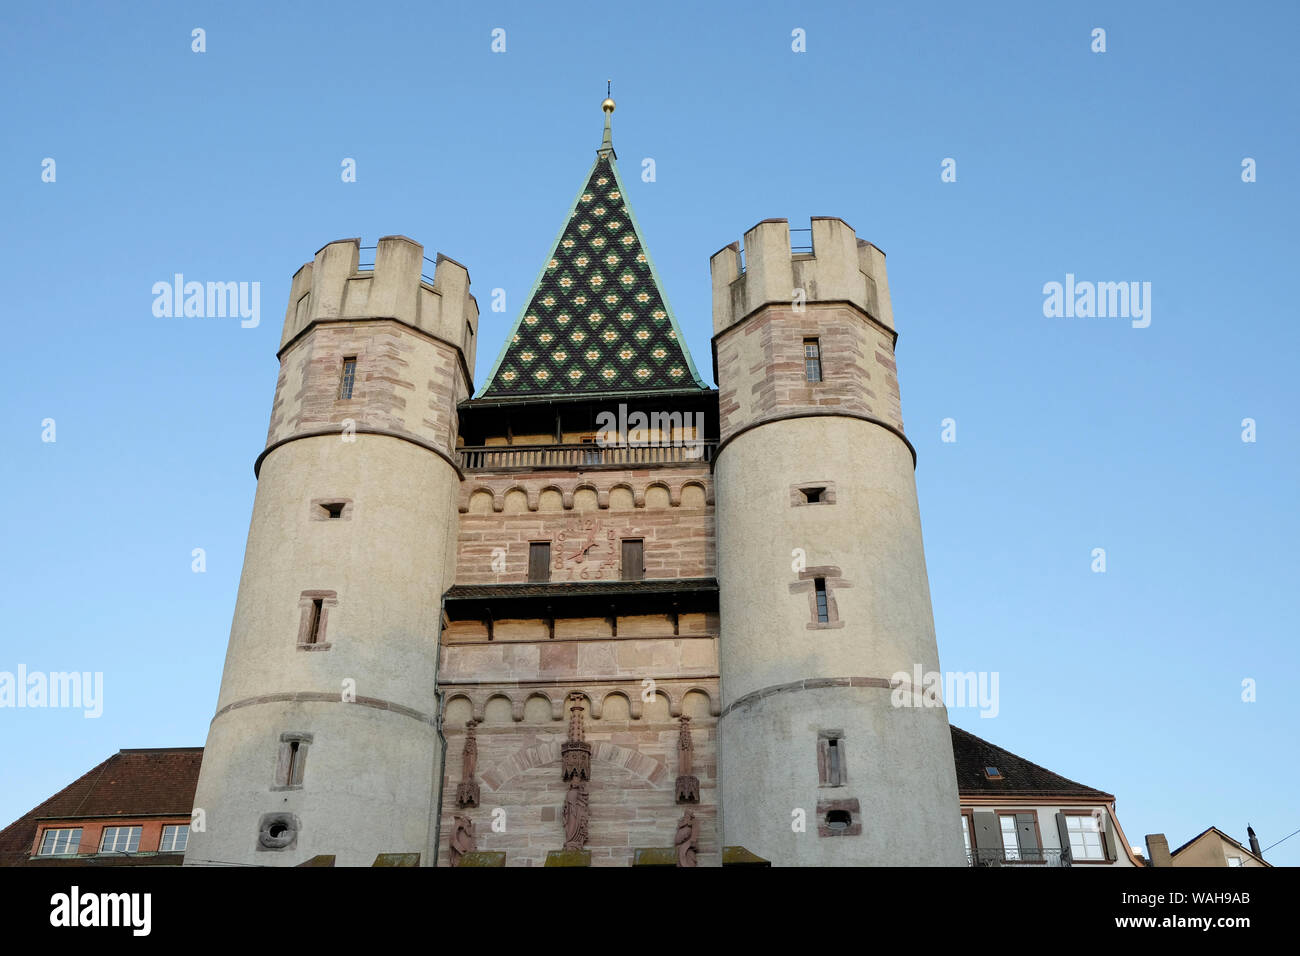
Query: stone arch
[
  {"left": 445, "top": 694, "right": 474, "bottom": 726},
  {"left": 482, "top": 693, "right": 514, "bottom": 724},
  {"left": 465, "top": 487, "right": 497, "bottom": 515},
  {"left": 644, "top": 481, "right": 671, "bottom": 509},
  {"left": 572, "top": 484, "right": 599, "bottom": 512},
  {"left": 681, "top": 687, "right": 716, "bottom": 717},
  {"left": 600, "top": 689, "right": 632, "bottom": 721},
  {"left": 643, "top": 688, "right": 672, "bottom": 721},
  {"left": 537, "top": 486, "right": 565, "bottom": 513},
  {"left": 502, "top": 488, "right": 529, "bottom": 515},
  {"left": 522, "top": 691, "right": 554, "bottom": 723},
  {"left": 607, "top": 483, "right": 636, "bottom": 510},
  {"left": 679, "top": 480, "right": 708, "bottom": 509},
  {"left": 557, "top": 690, "right": 596, "bottom": 720}
]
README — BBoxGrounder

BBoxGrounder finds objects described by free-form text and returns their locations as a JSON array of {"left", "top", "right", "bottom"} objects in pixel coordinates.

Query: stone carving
[
  {"left": 449, "top": 814, "right": 476, "bottom": 867},
  {"left": 674, "top": 808, "right": 699, "bottom": 867},
  {"left": 675, "top": 715, "right": 699, "bottom": 803},
  {"left": 456, "top": 719, "right": 480, "bottom": 808},
  {"left": 561, "top": 696, "right": 592, "bottom": 782},
  {"left": 562, "top": 780, "right": 590, "bottom": 851}
]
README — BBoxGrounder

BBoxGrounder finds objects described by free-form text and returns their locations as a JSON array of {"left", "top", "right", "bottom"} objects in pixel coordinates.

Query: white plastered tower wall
[
  {"left": 711, "top": 218, "right": 965, "bottom": 865},
  {"left": 186, "top": 237, "right": 477, "bottom": 867}
]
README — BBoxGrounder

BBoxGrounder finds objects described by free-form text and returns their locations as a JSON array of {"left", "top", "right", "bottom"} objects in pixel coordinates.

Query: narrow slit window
[
  {"left": 339, "top": 356, "right": 357, "bottom": 399},
  {"left": 802, "top": 487, "right": 824, "bottom": 504},
  {"left": 814, "top": 577, "right": 829, "bottom": 623},
  {"left": 287, "top": 741, "right": 301, "bottom": 783},
  {"left": 529, "top": 542, "right": 551, "bottom": 582},
  {"left": 322, "top": 502, "right": 345, "bottom": 519},
  {"left": 305, "top": 599, "right": 323, "bottom": 644},
  {"left": 827, "top": 738, "right": 842, "bottom": 785},
  {"left": 804, "top": 338, "right": 822, "bottom": 382},
  {"left": 276, "top": 733, "right": 311, "bottom": 788}
]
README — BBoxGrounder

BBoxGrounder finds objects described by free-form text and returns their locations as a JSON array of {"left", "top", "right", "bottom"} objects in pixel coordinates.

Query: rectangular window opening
[
  {"left": 529, "top": 542, "right": 551, "bottom": 582},
  {"left": 159, "top": 824, "right": 189, "bottom": 853},
  {"left": 804, "top": 338, "right": 822, "bottom": 382},
  {"left": 305, "top": 599, "right": 323, "bottom": 644},
  {"left": 622, "top": 538, "right": 644, "bottom": 581},
  {"left": 99, "top": 826, "right": 142, "bottom": 854},
  {"left": 814, "top": 577, "right": 829, "bottom": 623},
  {"left": 321, "top": 502, "right": 345, "bottom": 519},
  {"left": 38, "top": 828, "right": 82, "bottom": 856},
  {"left": 339, "top": 356, "right": 357, "bottom": 399},
  {"left": 802, "top": 486, "right": 825, "bottom": 504}
]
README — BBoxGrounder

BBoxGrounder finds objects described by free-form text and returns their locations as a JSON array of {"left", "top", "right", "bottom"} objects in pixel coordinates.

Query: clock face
[{"left": 554, "top": 518, "right": 618, "bottom": 580}]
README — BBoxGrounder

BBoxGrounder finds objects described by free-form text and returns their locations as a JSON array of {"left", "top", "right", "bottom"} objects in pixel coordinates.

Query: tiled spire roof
[{"left": 476, "top": 103, "right": 707, "bottom": 400}]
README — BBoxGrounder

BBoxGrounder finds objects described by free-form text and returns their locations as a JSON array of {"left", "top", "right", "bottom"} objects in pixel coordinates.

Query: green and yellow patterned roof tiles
[{"left": 476, "top": 107, "right": 707, "bottom": 400}]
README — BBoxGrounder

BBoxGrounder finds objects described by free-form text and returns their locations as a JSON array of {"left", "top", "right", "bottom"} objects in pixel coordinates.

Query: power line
[{"left": 1262, "top": 827, "right": 1300, "bottom": 853}]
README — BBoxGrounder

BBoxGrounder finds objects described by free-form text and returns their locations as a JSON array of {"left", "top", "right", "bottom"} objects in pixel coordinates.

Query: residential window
[
  {"left": 529, "top": 542, "right": 551, "bottom": 582},
  {"left": 621, "top": 539, "right": 644, "bottom": 581},
  {"left": 814, "top": 578, "right": 829, "bottom": 623},
  {"left": 1228, "top": 856, "right": 1242, "bottom": 867},
  {"left": 100, "top": 826, "right": 142, "bottom": 854},
  {"left": 804, "top": 338, "right": 822, "bottom": 382},
  {"left": 999, "top": 815, "right": 1021, "bottom": 861},
  {"left": 159, "top": 824, "right": 189, "bottom": 853},
  {"left": 338, "top": 356, "right": 357, "bottom": 399},
  {"left": 1066, "top": 814, "right": 1107, "bottom": 861},
  {"left": 38, "top": 828, "right": 81, "bottom": 856}
]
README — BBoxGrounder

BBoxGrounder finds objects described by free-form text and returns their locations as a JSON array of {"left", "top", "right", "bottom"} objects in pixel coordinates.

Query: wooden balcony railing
[{"left": 459, "top": 442, "right": 716, "bottom": 471}]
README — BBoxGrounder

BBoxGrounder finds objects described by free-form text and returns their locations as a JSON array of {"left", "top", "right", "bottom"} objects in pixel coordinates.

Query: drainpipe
[{"left": 429, "top": 594, "right": 449, "bottom": 867}]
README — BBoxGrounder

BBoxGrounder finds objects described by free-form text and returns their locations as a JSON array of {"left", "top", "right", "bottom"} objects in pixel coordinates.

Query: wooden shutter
[
  {"left": 1016, "top": 813, "right": 1039, "bottom": 858},
  {"left": 529, "top": 542, "right": 550, "bottom": 582},
  {"left": 1055, "top": 812, "right": 1073, "bottom": 863},
  {"left": 973, "top": 811, "right": 1001, "bottom": 865},
  {"left": 1101, "top": 811, "right": 1117, "bottom": 861},
  {"left": 622, "top": 539, "right": 644, "bottom": 581}
]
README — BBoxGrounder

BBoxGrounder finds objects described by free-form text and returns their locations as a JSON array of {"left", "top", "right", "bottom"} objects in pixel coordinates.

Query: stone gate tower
[
  {"left": 186, "top": 237, "right": 477, "bottom": 867},
  {"left": 710, "top": 218, "right": 965, "bottom": 865}
]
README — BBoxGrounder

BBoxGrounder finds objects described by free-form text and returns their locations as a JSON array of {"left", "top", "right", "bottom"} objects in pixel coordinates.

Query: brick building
[{"left": 0, "top": 748, "right": 200, "bottom": 867}]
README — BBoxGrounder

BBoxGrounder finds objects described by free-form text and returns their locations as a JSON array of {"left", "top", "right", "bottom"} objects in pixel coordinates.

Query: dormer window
[{"left": 984, "top": 766, "right": 1002, "bottom": 780}]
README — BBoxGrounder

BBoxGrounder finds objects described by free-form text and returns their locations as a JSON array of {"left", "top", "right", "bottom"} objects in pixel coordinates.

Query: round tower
[
  {"left": 186, "top": 236, "right": 477, "bottom": 867},
  {"left": 710, "top": 218, "right": 964, "bottom": 866}
]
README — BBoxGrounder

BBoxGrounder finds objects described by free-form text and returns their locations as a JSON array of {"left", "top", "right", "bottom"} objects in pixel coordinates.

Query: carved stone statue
[
  {"left": 674, "top": 808, "right": 699, "bottom": 867},
  {"left": 562, "top": 780, "right": 590, "bottom": 851},
  {"left": 449, "top": 814, "right": 476, "bottom": 867},
  {"left": 675, "top": 715, "right": 699, "bottom": 803},
  {"left": 456, "top": 720, "right": 480, "bottom": 808}
]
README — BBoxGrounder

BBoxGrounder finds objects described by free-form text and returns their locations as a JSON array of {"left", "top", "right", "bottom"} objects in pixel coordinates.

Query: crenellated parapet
[
  {"left": 710, "top": 217, "right": 892, "bottom": 336},
  {"left": 280, "top": 236, "right": 478, "bottom": 365},
  {"left": 262, "top": 236, "right": 479, "bottom": 466}
]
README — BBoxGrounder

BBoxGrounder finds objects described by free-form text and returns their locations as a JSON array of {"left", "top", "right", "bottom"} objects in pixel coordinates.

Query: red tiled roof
[
  {"left": 0, "top": 748, "right": 202, "bottom": 867},
  {"left": 951, "top": 725, "right": 1113, "bottom": 799}
]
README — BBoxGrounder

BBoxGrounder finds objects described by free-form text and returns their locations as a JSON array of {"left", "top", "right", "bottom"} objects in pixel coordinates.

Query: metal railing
[
  {"left": 356, "top": 246, "right": 439, "bottom": 285},
  {"left": 967, "top": 848, "right": 1070, "bottom": 867},
  {"left": 459, "top": 442, "right": 716, "bottom": 471}
]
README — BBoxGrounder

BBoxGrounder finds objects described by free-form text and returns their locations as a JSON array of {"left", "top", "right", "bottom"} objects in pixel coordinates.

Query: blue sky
[{"left": 2, "top": 1, "right": 1296, "bottom": 864}]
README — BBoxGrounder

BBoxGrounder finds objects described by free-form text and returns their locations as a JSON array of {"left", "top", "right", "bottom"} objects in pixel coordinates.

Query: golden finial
[
  {"left": 602, "top": 79, "right": 615, "bottom": 113},
  {"left": 599, "top": 80, "right": 616, "bottom": 156}
]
